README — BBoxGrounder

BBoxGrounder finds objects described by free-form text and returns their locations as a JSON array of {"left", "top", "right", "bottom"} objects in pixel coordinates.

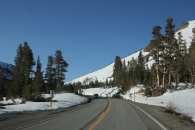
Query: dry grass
[
  {"left": 135, "top": 89, "right": 144, "bottom": 94},
  {"left": 164, "top": 101, "right": 183, "bottom": 114},
  {"left": 164, "top": 101, "right": 194, "bottom": 123},
  {"left": 179, "top": 114, "right": 193, "bottom": 122}
]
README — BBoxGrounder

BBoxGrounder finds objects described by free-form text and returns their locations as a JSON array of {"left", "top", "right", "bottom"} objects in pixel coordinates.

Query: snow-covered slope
[
  {"left": 0, "top": 61, "right": 13, "bottom": 80},
  {"left": 175, "top": 20, "right": 195, "bottom": 49},
  {"left": 68, "top": 51, "right": 149, "bottom": 83},
  {"left": 67, "top": 50, "right": 149, "bottom": 84},
  {"left": 122, "top": 86, "right": 195, "bottom": 122},
  {"left": 0, "top": 93, "right": 88, "bottom": 114},
  {"left": 68, "top": 20, "right": 195, "bottom": 84}
]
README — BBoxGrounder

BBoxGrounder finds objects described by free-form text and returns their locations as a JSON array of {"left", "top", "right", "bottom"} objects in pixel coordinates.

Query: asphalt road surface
[
  {"left": 20, "top": 98, "right": 169, "bottom": 130},
  {"left": 90, "top": 99, "right": 168, "bottom": 130}
]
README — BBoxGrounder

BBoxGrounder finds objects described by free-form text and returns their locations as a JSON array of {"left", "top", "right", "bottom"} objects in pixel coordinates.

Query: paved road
[
  {"left": 91, "top": 99, "right": 168, "bottom": 130},
  {"left": 21, "top": 98, "right": 168, "bottom": 130},
  {"left": 22, "top": 99, "right": 107, "bottom": 130}
]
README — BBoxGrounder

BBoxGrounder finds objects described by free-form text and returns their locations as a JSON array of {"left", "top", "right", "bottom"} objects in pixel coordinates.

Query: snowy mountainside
[
  {"left": 67, "top": 20, "right": 195, "bottom": 84},
  {"left": 175, "top": 20, "right": 195, "bottom": 49},
  {"left": 68, "top": 50, "right": 149, "bottom": 84},
  {"left": 0, "top": 61, "right": 14, "bottom": 80}
]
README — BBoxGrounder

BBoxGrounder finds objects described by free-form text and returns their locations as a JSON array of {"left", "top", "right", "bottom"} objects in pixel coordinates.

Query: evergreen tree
[
  {"left": 10, "top": 42, "right": 35, "bottom": 98},
  {"left": 32, "top": 56, "right": 44, "bottom": 96},
  {"left": 163, "top": 17, "right": 178, "bottom": 87},
  {"left": 54, "top": 50, "right": 69, "bottom": 90},
  {"left": 120, "top": 59, "right": 127, "bottom": 85},
  {"left": 177, "top": 32, "right": 187, "bottom": 56},
  {"left": 45, "top": 55, "right": 55, "bottom": 90},
  {"left": 143, "top": 65, "right": 150, "bottom": 87},
  {"left": 122, "top": 59, "right": 126, "bottom": 72},
  {"left": 137, "top": 51, "right": 145, "bottom": 84},
  {"left": 185, "top": 28, "right": 195, "bottom": 88},
  {"left": 149, "top": 64, "right": 157, "bottom": 88},
  {"left": 113, "top": 56, "right": 122, "bottom": 87},
  {"left": 106, "top": 79, "right": 108, "bottom": 87},
  {"left": 145, "top": 26, "right": 163, "bottom": 87},
  {"left": 177, "top": 32, "right": 187, "bottom": 83},
  {"left": 128, "top": 58, "right": 137, "bottom": 86},
  {"left": 23, "top": 42, "right": 35, "bottom": 86},
  {"left": 10, "top": 44, "right": 24, "bottom": 97}
]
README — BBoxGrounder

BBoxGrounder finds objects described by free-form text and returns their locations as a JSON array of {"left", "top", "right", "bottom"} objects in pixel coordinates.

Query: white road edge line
[{"left": 129, "top": 102, "right": 168, "bottom": 130}]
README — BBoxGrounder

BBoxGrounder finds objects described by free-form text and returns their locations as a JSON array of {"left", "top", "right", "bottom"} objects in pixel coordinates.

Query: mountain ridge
[{"left": 0, "top": 61, "right": 13, "bottom": 80}]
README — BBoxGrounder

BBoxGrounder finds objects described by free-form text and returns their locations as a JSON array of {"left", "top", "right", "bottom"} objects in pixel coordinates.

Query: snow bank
[
  {"left": 122, "top": 87, "right": 195, "bottom": 122},
  {"left": 0, "top": 93, "right": 88, "bottom": 114}
]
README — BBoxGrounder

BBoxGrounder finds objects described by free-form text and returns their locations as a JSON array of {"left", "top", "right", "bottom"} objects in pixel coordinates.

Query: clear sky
[{"left": 0, "top": 0, "right": 195, "bottom": 82}]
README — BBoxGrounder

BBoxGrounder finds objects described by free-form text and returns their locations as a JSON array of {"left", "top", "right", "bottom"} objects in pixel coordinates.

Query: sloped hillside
[
  {"left": 67, "top": 50, "right": 149, "bottom": 84},
  {"left": 175, "top": 20, "right": 195, "bottom": 49},
  {"left": 67, "top": 20, "right": 195, "bottom": 85},
  {"left": 0, "top": 61, "right": 13, "bottom": 80}
]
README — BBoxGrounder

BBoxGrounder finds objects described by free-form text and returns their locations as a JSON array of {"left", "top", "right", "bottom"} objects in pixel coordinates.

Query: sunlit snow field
[{"left": 0, "top": 93, "right": 88, "bottom": 114}]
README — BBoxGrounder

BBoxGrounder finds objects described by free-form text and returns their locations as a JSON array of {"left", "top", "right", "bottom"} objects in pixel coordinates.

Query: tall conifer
[{"left": 54, "top": 50, "right": 69, "bottom": 90}]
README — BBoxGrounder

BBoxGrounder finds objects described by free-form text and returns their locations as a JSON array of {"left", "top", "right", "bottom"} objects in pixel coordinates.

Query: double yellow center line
[{"left": 88, "top": 101, "right": 111, "bottom": 130}]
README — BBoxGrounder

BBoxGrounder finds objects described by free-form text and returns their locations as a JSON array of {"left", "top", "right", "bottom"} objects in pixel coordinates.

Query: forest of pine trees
[
  {"left": 0, "top": 42, "right": 68, "bottom": 100},
  {"left": 66, "top": 17, "right": 195, "bottom": 96}
]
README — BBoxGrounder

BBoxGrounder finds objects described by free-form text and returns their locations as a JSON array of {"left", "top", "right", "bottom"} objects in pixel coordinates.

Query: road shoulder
[{"left": 125, "top": 100, "right": 195, "bottom": 130}]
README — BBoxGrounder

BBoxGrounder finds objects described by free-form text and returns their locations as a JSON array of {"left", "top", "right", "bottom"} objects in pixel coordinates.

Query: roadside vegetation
[{"left": 0, "top": 42, "right": 69, "bottom": 102}]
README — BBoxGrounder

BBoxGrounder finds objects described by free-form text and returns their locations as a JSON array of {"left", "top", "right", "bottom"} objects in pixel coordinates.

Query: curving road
[
  {"left": 19, "top": 98, "right": 168, "bottom": 130},
  {"left": 90, "top": 99, "right": 168, "bottom": 130},
  {"left": 21, "top": 99, "right": 107, "bottom": 130}
]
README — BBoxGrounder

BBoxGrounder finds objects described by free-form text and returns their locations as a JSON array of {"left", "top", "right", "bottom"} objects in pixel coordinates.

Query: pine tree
[
  {"left": 11, "top": 44, "right": 24, "bottom": 97},
  {"left": 121, "top": 59, "right": 127, "bottom": 85},
  {"left": 143, "top": 65, "right": 150, "bottom": 87},
  {"left": 137, "top": 51, "right": 145, "bottom": 84},
  {"left": 185, "top": 28, "right": 195, "bottom": 88},
  {"left": 177, "top": 32, "right": 187, "bottom": 56},
  {"left": 113, "top": 56, "right": 122, "bottom": 87},
  {"left": 11, "top": 42, "right": 35, "bottom": 97},
  {"left": 149, "top": 64, "right": 157, "bottom": 88},
  {"left": 128, "top": 58, "right": 137, "bottom": 86},
  {"left": 145, "top": 26, "right": 163, "bottom": 87},
  {"left": 23, "top": 42, "right": 35, "bottom": 86},
  {"left": 163, "top": 17, "right": 178, "bottom": 87},
  {"left": 32, "top": 56, "right": 44, "bottom": 96},
  {"left": 106, "top": 79, "right": 108, "bottom": 87},
  {"left": 54, "top": 50, "right": 69, "bottom": 90},
  {"left": 45, "top": 55, "right": 55, "bottom": 90}
]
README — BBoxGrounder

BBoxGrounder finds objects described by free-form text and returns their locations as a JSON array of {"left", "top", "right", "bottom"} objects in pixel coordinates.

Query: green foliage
[
  {"left": 22, "top": 85, "right": 31, "bottom": 100},
  {"left": 11, "top": 42, "right": 35, "bottom": 97},
  {"left": 32, "top": 56, "right": 45, "bottom": 96},
  {"left": 45, "top": 55, "right": 55, "bottom": 90},
  {"left": 54, "top": 50, "right": 69, "bottom": 89},
  {"left": 113, "top": 56, "right": 122, "bottom": 86},
  {"left": 0, "top": 41, "right": 69, "bottom": 100}
]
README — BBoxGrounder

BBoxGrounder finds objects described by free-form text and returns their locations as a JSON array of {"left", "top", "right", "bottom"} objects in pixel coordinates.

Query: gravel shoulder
[{"left": 125, "top": 100, "right": 195, "bottom": 130}]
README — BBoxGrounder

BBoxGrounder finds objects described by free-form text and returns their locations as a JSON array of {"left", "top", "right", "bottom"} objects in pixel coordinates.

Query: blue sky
[{"left": 0, "top": 0, "right": 195, "bottom": 82}]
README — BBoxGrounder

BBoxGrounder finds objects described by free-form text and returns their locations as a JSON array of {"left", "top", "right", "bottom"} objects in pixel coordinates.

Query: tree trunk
[
  {"left": 162, "top": 67, "right": 166, "bottom": 88},
  {"left": 168, "top": 73, "right": 171, "bottom": 87},
  {"left": 191, "top": 72, "right": 194, "bottom": 88}
]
